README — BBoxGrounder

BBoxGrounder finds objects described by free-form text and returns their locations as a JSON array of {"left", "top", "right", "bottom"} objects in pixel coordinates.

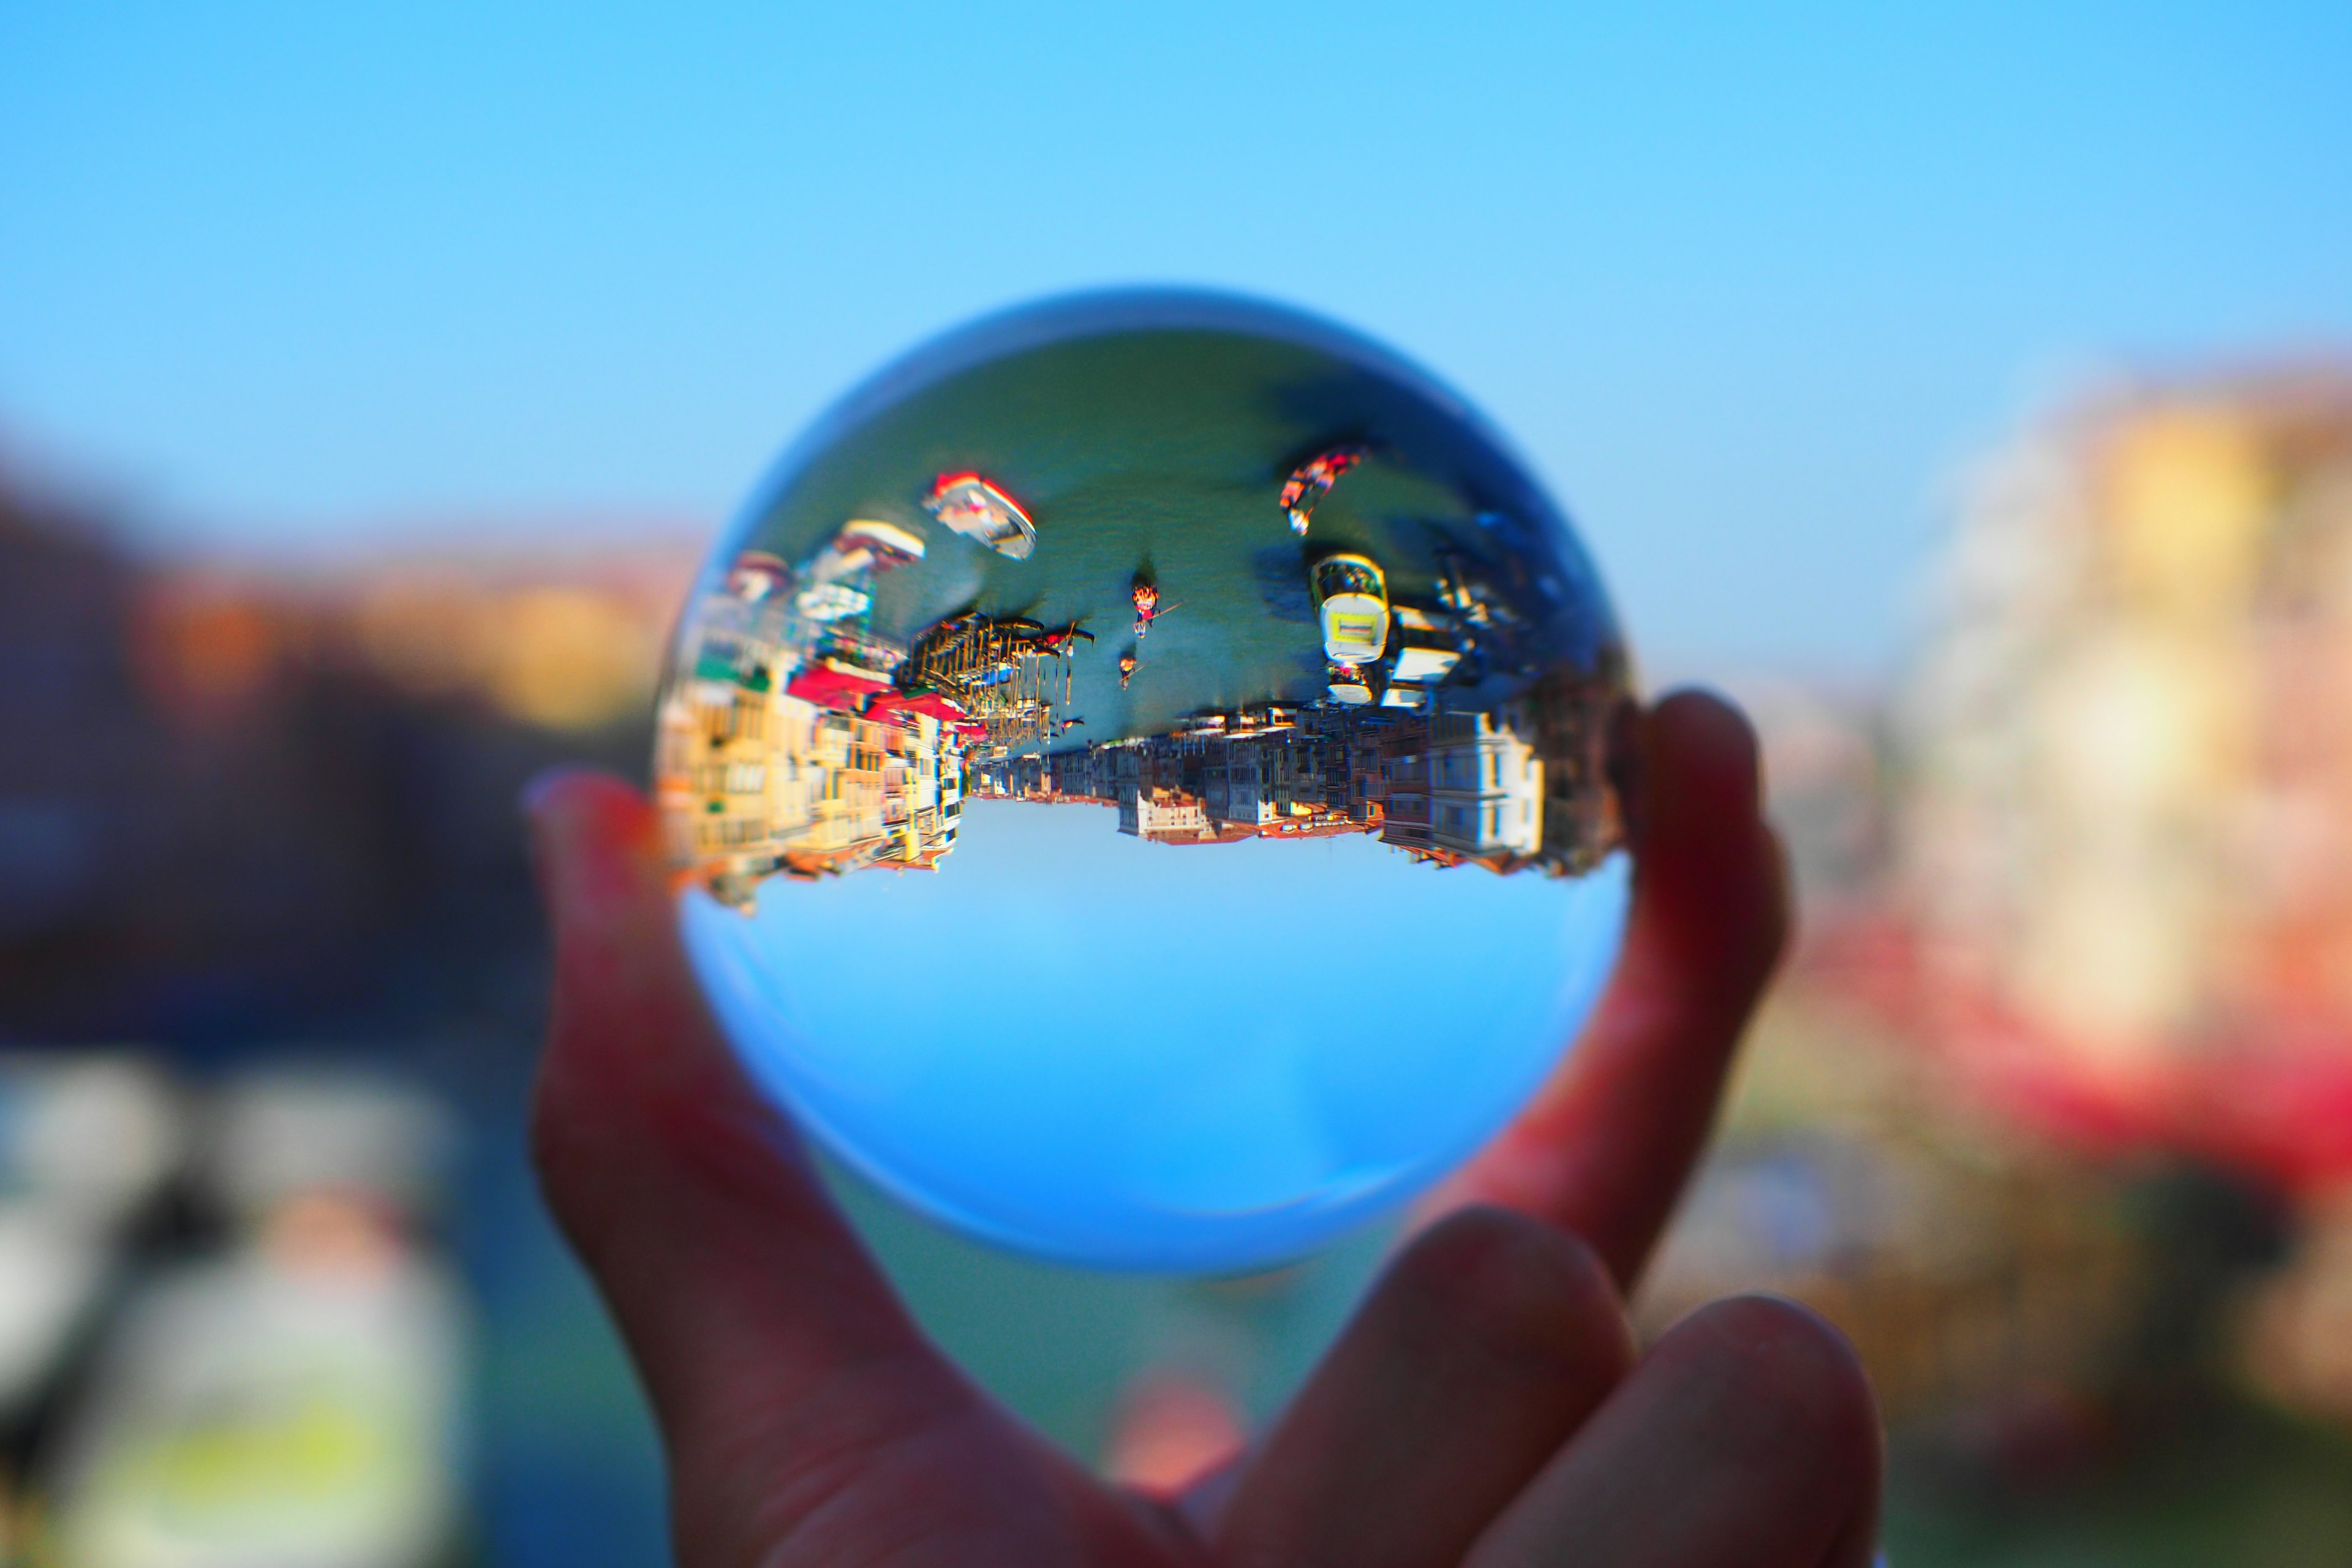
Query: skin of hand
[{"left": 524, "top": 688, "right": 1882, "bottom": 1568}]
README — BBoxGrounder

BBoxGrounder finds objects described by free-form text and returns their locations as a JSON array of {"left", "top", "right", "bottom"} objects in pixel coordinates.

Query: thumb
[{"left": 522, "top": 768, "right": 976, "bottom": 1557}]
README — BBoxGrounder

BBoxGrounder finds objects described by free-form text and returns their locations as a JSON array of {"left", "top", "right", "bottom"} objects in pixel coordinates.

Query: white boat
[{"left": 924, "top": 474, "right": 1037, "bottom": 560}]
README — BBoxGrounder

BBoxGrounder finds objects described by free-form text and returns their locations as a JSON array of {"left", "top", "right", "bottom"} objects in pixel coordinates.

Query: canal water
[{"left": 733, "top": 322, "right": 1615, "bottom": 742}]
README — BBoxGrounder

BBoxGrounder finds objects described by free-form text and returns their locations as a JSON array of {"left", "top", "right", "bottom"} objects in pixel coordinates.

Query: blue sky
[{"left": 2, "top": 2, "right": 2346, "bottom": 669}]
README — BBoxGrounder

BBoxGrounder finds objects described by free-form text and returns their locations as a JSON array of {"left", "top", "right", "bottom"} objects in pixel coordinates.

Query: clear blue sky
[{"left": 2, "top": 2, "right": 2345, "bottom": 669}]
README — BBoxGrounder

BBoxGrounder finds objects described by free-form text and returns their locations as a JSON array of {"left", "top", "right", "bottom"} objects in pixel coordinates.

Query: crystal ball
[{"left": 657, "top": 290, "right": 1634, "bottom": 1272}]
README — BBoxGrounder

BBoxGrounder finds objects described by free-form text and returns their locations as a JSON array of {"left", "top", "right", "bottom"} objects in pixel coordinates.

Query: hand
[{"left": 524, "top": 689, "right": 1881, "bottom": 1567}]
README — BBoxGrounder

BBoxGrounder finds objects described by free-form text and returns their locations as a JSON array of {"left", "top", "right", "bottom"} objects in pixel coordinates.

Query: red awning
[
  {"left": 785, "top": 665, "right": 892, "bottom": 712},
  {"left": 866, "top": 690, "right": 970, "bottom": 726}
]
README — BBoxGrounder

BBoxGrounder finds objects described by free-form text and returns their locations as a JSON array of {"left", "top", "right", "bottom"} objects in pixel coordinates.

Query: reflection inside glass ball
[{"left": 656, "top": 291, "right": 1634, "bottom": 1271}]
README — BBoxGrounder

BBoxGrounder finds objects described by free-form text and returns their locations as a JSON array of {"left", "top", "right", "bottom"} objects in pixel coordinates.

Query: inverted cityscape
[{"left": 654, "top": 301, "right": 1632, "bottom": 917}]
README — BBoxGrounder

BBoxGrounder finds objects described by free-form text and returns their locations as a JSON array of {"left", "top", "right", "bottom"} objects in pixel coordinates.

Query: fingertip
[
  {"left": 522, "top": 767, "right": 663, "bottom": 918},
  {"left": 1662, "top": 1294, "right": 1881, "bottom": 1468},
  {"left": 1217, "top": 1206, "right": 1639, "bottom": 1568},
  {"left": 1387, "top": 1207, "right": 1631, "bottom": 1371},
  {"left": 519, "top": 761, "right": 605, "bottom": 824},
  {"left": 1650, "top": 684, "right": 1760, "bottom": 756},
  {"left": 526, "top": 768, "right": 699, "bottom": 1142},
  {"left": 1460, "top": 1291, "right": 1882, "bottom": 1567},
  {"left": 1629, "top": 689, "right": 1788, "bottom": 978},
  {"left": 526, "top": 765, "right": 742, "bottom": 1254},
  {"left": 522, "top": 764, "right": 655, "bottom": 849},
  {"left": 1646, "top": 687, "right": 1765, "bottom": 826}
]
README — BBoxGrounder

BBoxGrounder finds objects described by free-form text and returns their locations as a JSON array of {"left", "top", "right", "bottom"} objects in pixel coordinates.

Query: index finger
[{"left": 1423, "top": 688, "right": 1790, "bottom": 1291}]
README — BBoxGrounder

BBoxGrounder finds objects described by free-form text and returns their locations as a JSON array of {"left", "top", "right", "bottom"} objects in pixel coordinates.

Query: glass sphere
[{"left": 656, "top": 290, "right": 1633, "bottom": 1272}]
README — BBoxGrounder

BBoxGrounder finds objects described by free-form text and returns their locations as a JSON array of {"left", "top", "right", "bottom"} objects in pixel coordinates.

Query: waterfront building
[
  {"left": 1426, "top": 710, "right": 1544, "bottom": 859},
  {"left": 654, "top": 615, "right": 815, "bottom": 910},
  {"left": 1203, "top": 737, "right": 1279, "bottom": 828},
  {"left": 1374, "top": 715, "right": 1433, "bottom": 852},
  {"left": 1120, "top": 786, "right": 1215, "bottom": 843},
  {"left": 655, "top": 535, "right": 941, "bottom": 903}
]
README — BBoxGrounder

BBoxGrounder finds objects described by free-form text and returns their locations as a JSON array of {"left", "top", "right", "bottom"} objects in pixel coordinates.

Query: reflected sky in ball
[{"left": 685, "top": 803, "right": 1628, "bottom": 1272}]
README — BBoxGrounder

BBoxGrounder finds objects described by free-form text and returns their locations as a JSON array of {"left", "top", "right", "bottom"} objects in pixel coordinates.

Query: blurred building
[
  {"left": 1901, "top": 369, "right": 2352, "bottom": 1182},
  {"left": 1634, "top": 377, "right": 2352, "bottom": 1483},
  {"left": 1639, "top": 1126, "right": 2149, "bottom": 1430},
  {"left": 1729, "top": 675, "right": 1891, "bottom": 923},
  {"left": 0, "top": 480, "right": 690, "bottom": 1041}
]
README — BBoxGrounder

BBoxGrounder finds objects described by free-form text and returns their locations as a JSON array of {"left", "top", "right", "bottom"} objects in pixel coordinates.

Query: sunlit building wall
[
  {"left": 652, "top": 611, "right": 826, "bottom": 907},
  {"left": 1426, "top": 711, "right": 1544, "bottom": 859},
  {"left": 1122, "top": 788, "right": 1212, "bottom": 843}
]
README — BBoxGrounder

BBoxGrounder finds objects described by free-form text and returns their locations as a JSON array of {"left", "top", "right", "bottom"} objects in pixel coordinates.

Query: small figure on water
[{"left": 1280, "top": 446, "right": 1366, "bottom": 535}]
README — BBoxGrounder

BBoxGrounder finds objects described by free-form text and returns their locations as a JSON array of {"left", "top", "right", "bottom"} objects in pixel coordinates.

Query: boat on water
[{"left": 925, "top": 473, "right": 1037, "bottom": 560}]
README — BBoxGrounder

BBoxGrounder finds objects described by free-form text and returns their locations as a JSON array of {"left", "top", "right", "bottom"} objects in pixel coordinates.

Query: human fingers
[
  {"left": 524, "top": 771, "right": 1031, "bottom": 1562},
  {"left": 1429, "top": 688, "right": 1789, "bottom": 1291},
  {"left": 1466, "top": 1295, "right": 1881, "bottom": 1568},
  {"left": 1211, "top": 1207, "right": 1637, "bottom": 1568}
]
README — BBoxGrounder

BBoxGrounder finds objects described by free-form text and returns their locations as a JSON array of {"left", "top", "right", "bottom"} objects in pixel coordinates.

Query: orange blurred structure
[
  {"left": 0, "top": 487, "right": 695, "bottom": 1037},
  {"left": 1102, "top": 1371, "right": 1245, "bottom": 1498}
]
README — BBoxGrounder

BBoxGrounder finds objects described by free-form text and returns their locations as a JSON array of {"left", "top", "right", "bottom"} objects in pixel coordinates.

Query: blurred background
[{"left": 3, "top": 3, "right": 2349, "bottom": 1563}]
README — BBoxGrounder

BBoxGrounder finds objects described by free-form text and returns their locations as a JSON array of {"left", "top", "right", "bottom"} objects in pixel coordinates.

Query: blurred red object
[{"left": 1103, "top": 1370, "right": 1245, "bottom": 1498}]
